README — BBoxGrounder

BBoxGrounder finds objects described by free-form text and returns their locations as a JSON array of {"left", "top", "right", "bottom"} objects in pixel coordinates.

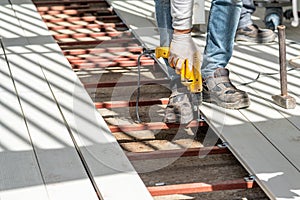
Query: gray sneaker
[
  {"left": 235, "top": 24, "right": 276, "bottom": 43},
  {"left": 164, "top": 92, "right": 201, "bottom": 124},
  {"left": 202, "top": 68, "right": 250, "bottom": 109}
]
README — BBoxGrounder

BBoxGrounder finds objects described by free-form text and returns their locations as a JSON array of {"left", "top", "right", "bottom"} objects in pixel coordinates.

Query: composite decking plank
[
  {"left": 5, "top": 52, "right": 99, "bottom": 200},
  {"left": 0, "top": 55, "right": 49, "bottom": 199},
  {"left": 204, "top": 42, "right": 300, "bottom": 199},
  {"left": 200, "top": 104, "right": 300, "bottom": 199},
  {"left": 1, "top": 1, "right": 99, "bottom": 199},
  {"left": 232, "top": 73, "right": 300, "bottom": 169},
  {"left": 230, "top": 43, "right": 300, "bottom": 170},
  {"left": 0, "top": 2, "right": 49, "bottom": 199},
  {"left": 11, "top": 0, "right": 52, "bottom": 37}
]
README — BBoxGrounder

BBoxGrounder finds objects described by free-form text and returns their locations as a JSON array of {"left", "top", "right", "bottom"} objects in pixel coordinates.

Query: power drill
[{"left": 155, "top": 47, "right": 202, "bottom": 93}]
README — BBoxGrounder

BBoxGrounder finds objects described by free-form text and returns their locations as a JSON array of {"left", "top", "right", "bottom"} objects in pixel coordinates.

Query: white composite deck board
[
  {"left": 230, "top": 44, "right": 300, "bottom": 170},
  {"left": 10, "top": 0, "right": 52, "bottom": 37},
  {"left": 0, "top": 54, "right": 49, "bottom": 199},
  {"left": 23, "top": 6, "right": 153, "bottom": 196},
  {"left": 1, "top": 1, "right": 99, "bottom": 199},
  {"left": 6, "top": 55, "right": 99, "bottom": 200},
  {"left": 0, "top": 1, "right": 24, "bottom": 38},
  {"left": 229, "top": 72, "right": 300, "bottom": 169},
  {"left": 201, "top": 104, "right": 300, "bottom": 199},
  {"left": 4, "top": 52, "right": 98, "bottom": 200},
  {"left": 0, "top": 0, "right": 57, "bottom": 55},
  {"left": 0, "top": 1, "right": 49, "bottom": 199},
  {"left": 206, "top": 42, "right": 300, "bottom": 199},
  {"left": 10, "top": 0, "right": 59, "bottom": 54}
]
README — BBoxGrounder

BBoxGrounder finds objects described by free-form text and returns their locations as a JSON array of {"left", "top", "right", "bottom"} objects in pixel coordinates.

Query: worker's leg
[
  {"left": 239, "top": 0, "right": 256, "bottom": 28},
  {"left": 202, "top": 0, "right": 242, "bottom": 78},
  {"left": 201, "top": 0, "right": 250, "bottom": 109},
  {"left": 236, "top": 0, "right": 276, "bottom": 43},
  {"left": 154, "top": 0, "right": 195, "bottom": 124}
]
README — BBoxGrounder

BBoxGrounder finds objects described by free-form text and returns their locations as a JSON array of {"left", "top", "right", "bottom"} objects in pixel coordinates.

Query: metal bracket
[
  {"left": 244, "top": 175, "right": 256, "bottom": 182},
  {"left": 217, "top": 142, "right": 228, "bottom": 149},
  {"left": 155, "top": 182, "right": 166, "bottom": 186}
]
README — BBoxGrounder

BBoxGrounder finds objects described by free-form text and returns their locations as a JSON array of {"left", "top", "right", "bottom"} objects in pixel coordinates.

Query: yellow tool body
[{"left": 155, "top": 47, "right": 202, "bottom": 93}]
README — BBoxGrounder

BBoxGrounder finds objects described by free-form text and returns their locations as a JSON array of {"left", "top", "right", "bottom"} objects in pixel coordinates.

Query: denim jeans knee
[{"left": 201, "top": 0, "right": 242, "bottom": 79}]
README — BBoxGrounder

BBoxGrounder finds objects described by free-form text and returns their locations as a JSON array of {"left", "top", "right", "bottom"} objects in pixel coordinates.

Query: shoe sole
[
  {"left": 203, "top": 96, "right": 250, "bottom": 109},
  {"left": 163, "top": 106, "right": 195, "bottom": 124},
  {"left": 235, "top": 34, "right": 276, "bottom": 44},
  {"left": 163, "top": 112, "right": 194, "bottom": 124},
  {"left": 163, "top": 93, "right": 201, "bottom": 124}
]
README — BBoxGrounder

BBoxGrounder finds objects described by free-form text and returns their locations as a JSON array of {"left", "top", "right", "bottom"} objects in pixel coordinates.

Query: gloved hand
[{"left": 168, "top": 33, "right": 200, "bottom": 74}]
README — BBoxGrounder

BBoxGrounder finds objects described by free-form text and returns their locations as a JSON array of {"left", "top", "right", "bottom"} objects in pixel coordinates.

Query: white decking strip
[
  {"left": 0, "top": 53, "right": 50, "bottom": 200},
  {"left": 0, "top": 0, "right": 153, "bottom": 199},
  {"left": 0, "top": 1, "right": 49, "bottom": 199}
]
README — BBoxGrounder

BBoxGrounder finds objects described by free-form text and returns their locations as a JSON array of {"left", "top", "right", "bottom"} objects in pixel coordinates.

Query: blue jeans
[
  {"left": 154, "top": 0, "right": 183, "bottom": 91},
  {"left": 154, "top": 0, "right": 242, "bottom": 80},
  {"left": 154, "top": 0, "right": 173, "bottom": 47},
  {"left": 238, "top": 0, "right": 256, "bottom": 28},
  {"left": 202, "top": 0, "right": 242, "bottom": 79}
]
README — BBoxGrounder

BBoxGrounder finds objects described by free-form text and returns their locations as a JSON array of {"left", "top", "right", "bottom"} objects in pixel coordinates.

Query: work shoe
[
  {"left": 235, "top": 24, "right": 276, "bottom": 43},
  {"left": 164, "top": 92, "right": 200, "bottom": 124},
  {"left": 202, "top": 68, "right": 250, "bottom": 109}
]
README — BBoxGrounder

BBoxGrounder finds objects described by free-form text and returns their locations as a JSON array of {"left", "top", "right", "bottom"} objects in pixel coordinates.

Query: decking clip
[
  {"left": 217, "top": 142, "right": 228, "bottom": 149},
  {"left": 244, "top": 175, "right": 256, "bottom": 182}
]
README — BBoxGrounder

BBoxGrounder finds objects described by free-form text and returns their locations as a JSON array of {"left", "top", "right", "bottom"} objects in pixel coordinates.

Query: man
[
  {"left": 155, "top": 0, "right": 250, "bottom": 124},
  {"left": 236, "top": 0, "right": 276, "bottom": 43}
]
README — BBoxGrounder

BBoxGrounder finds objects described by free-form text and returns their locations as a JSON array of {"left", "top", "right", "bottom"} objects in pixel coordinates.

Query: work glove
[{"left": 168, "top": 33, "right": 200, "bottom": 74}]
